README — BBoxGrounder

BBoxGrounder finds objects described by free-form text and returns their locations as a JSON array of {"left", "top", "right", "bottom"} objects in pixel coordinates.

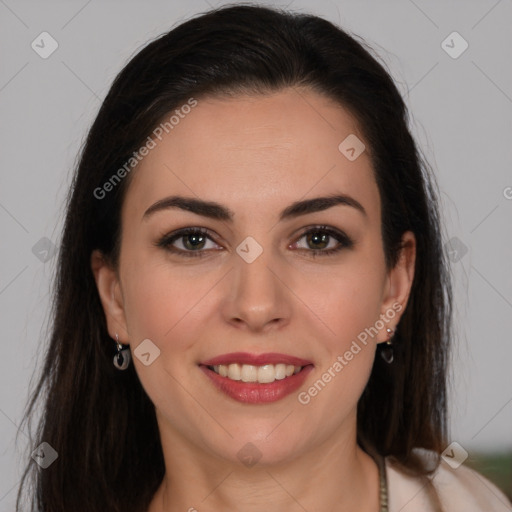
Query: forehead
[{"left": 122, "top": 87, "right": 380, "bottom": 224}]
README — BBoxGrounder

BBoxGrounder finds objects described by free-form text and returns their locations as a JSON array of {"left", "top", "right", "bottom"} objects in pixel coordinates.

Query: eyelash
[{"left": 155, "top": 225, "right": 354, "bottom": 259}]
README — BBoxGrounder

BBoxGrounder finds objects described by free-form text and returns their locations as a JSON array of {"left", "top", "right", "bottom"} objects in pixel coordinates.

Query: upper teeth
[{"left": 211, "top": 363, "right": 302, "bottom": 383}]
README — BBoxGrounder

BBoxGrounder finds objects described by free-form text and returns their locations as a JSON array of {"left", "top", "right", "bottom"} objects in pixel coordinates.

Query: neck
[{"left": 148, "top": 427, "right": 381, "bottom": 512}]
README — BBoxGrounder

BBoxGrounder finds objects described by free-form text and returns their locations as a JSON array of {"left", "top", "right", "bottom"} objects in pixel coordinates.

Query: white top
[{"left": 386, "top": 454, "right": 512, "bottom": 511}]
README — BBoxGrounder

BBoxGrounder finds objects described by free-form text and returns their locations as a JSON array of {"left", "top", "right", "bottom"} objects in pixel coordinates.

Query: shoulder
[{"left": 385, "top": 450, "right": 512, "bottom": 512}]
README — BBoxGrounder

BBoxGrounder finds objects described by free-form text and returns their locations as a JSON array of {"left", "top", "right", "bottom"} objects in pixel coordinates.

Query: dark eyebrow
[{"left": 142, "top": 194, "right": 367, "bottom": 222}]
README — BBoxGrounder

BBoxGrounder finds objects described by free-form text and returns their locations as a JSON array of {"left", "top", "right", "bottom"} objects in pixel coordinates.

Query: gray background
[{"left": 1, "top": 0, "right": 511, "bottom": 509}]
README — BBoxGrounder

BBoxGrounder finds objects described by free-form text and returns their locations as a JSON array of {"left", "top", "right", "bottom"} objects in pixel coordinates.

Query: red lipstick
[
  {"left": 199, "top": 352, "right": 314, "bottom": 404},
  {"left": 201, "top": 352, "right": 312, "bottom": 367}
]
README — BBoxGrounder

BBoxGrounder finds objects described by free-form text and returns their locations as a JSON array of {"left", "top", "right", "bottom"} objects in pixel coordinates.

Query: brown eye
[
  {"left": 304, "top": 231, "right": 330, "bottom": 250},
  {"left": 291, "top": 225, "right": 354, "bottom": 257},
  {"left": 156, "top": 228, "right": 220, "bottom": 258}
]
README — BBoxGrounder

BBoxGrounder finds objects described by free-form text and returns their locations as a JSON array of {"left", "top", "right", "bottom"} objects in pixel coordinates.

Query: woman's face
[{"left": 93, "top": 87, "right": 415, "bottom": 467}]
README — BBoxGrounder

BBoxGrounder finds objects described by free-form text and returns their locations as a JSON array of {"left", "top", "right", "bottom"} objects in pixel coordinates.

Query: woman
[{"left": 15, "top": 3, "right": 512, "bottom": 512}]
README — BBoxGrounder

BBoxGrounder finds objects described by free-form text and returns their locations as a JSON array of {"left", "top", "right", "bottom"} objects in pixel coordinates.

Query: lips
[
  {"left": 201, "top": 352, "right": 312, "bottom": 367},
  {"left": 199, "top": 352, "right": 314, "bottom": 404}
]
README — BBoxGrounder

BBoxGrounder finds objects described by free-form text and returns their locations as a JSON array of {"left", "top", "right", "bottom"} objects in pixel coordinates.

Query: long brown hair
[{"left": 16, "top": 3, "right": 452, "bottom": 511}]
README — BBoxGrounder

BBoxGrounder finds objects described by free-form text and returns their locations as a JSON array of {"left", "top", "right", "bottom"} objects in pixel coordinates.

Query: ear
[
  {"left": 90, "top": 249, "right": 129, "bottom": 344},
  {"left": 377, "top": 230, "right": 416, "bottom": 343}
]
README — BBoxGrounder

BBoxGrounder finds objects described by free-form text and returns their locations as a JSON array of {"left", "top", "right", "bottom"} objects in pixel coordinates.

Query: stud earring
[
  {"left": 113, "top": 333, "right": 131, "bottom": 370},
  {"left": 380, "top": 327, "right": 394, "bottom": 364}
]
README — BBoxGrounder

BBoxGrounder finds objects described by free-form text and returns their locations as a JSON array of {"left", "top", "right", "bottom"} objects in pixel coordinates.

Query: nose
[{"left": 220, "top": 241, "right": 292, "bottom": 333}]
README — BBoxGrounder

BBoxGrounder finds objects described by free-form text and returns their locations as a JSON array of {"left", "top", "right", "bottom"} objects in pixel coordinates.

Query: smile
[{"left": 208, "top": 363, "right": 303, "bottom": 384}]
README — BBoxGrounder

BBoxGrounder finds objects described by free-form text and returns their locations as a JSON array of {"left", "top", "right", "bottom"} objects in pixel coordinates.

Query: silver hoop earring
[
  {"left": 113, "top": 333, "right": 131, "bottom": 370},
  {"left": 380, "top": 327, "right": 394, "bottom": 364}
]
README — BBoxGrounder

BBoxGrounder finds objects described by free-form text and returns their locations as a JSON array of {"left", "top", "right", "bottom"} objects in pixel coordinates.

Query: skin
[{"left": 91, "top": 87, "right": 416, "bottom": 512}]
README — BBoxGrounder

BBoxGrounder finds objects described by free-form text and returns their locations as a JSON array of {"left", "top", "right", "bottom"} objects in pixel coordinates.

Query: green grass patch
[{"left": 464, "top": 451, "right": 512, "bottom": 501}]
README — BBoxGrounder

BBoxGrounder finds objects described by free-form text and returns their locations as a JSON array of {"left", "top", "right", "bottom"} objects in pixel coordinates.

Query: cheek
[
  {"left": 119, "top": 258, "right": 212, "bottom": 428},
  {"left": 121, "top": 263, "right": 174, "bottom": 341},
  {"left": 319, "top": 261, "right": 387, "bottom": 349},
  {"left": 299, "top": 276, "right": 383, "bottom": 430},
  {"left": 120, "top": 254, "right": 218, "bottom": 355},
  {"left": 304, "top": 252, "right": 386, "bottom": 402}
]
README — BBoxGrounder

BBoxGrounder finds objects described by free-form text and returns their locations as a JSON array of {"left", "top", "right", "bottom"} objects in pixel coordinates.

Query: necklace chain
[{"left": 376, "top": 454, "right": 388, "bottom": 512}]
